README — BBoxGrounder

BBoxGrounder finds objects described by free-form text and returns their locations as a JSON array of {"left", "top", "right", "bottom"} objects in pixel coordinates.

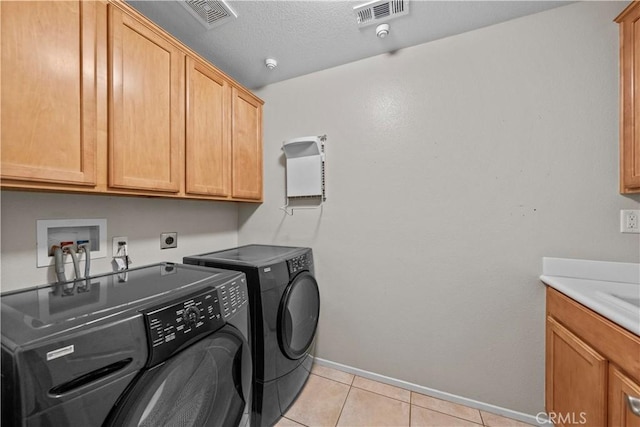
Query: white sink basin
[{"left": 595, "top": 290, "right": 640, "bottom": 315}]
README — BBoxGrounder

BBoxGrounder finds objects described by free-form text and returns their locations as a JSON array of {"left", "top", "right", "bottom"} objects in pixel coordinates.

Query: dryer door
[
  {"left": 278, "top": 271, "right": 320, "bottom": 360},
  {"left": 106, "top": 326, "right": 250, "bottom": 427}
]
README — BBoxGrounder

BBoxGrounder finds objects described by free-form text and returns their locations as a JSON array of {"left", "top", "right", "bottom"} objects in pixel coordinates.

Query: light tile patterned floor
[{"left": 275, "top": 365, "right": 535, "bottom": 427}]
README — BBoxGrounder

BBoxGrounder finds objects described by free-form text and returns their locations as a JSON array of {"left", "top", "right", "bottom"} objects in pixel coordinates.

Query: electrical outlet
[
  {"left": 620, "top": 210, "right": 640, "bottom": 233},
  {"left": 160, "top": 232, "right": 177, "bottom": 249},
  {"left": 113, "top": 236, "right": 128, "bottom": 255}
]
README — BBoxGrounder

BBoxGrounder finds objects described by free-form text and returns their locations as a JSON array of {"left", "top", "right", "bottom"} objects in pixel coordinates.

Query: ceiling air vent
[
  {"left": 179, "top": 0, "right": 238, "bottom": 30},
  {"left": 354, "top": 0, "right": 409, "bottom": 27}
]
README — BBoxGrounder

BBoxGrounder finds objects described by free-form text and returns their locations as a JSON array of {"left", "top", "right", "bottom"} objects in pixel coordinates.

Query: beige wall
[
  {"left": 1, "top": 191, "right": 239, "bottom": 292},
  {"left": 239, "top": 1, "right": 640, "bottom": 415},
  {"left": 1, "top": 0, "right": 639, "bottom": 417}
]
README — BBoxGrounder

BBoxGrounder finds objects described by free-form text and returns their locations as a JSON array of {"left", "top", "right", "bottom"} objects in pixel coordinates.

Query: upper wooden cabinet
[
  {"left": 108, "top": 4, "right": 184, "bottom": 193},
  {"left": 0, "top": 1, "right": 98, "bottom": 186},
  {"left": 232, "top": 88, "right": 263, "bottom": 200},
  {"left": 1, "top": 0, "right": 263, "bottom": 202},
  {"left": 185, "top": 58, "right": 264, "bottom": 200},
  {"left": 617, "top": 2, "right": 640, "bottom": 193},
  {"left": 185, "top": 57, "right": 230, "bottom": 197}
]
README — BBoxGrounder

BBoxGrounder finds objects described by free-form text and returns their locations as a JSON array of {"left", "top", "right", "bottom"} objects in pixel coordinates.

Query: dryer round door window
[
  {"left": 107, "top": 327, "right": 248, "bottom": 427},
  {"left": 278, "top": 271, "right": 320, "bottom": 360}
]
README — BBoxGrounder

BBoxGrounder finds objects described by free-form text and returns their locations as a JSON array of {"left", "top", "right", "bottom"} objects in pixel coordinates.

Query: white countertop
[{"left": 540, "top": 257, "right": 640, "bottom": 336}]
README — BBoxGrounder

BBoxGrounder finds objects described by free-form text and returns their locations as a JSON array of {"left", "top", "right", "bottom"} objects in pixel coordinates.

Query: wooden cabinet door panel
[
  {"left": 186, "top": 57, "right": 230, "bottom": 196},
  {"left": 1, "top": 1, "right": 97, "bottom": 185},
  {"left": 231, "top": 88, "right": 262, "bottom": 200},
  {"left": 619, "top": 3, "right": 640, "bottom": 193},
  {"left": 610, "top": 366, "right": 640, "bottom": 427},
  {"left": 109, "top": 5, "right": 183, "bottom": 192},
  {"left": 546, "top": 316, "right": 607, "bottom": 427}
]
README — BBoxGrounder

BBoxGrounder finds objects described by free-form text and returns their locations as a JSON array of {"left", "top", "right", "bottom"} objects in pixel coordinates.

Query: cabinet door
[
  {"left": 618, "top": 3, "right": 640, "bottom": 193},
  {"left": 185, "top": 57, "right": 230, "bottom": 197},
  {"left": 231, "top": 88, "right": 263, "bottom": 200},
  {"left": 108, "top": 5, "right": 183, "bottom": 193},
  {"left": 610, "top": 366, "right": 640, "bottom": 427},
  {"left": 1, "top": 1, "right": 97, "bottom": 186},
  {"left": 546, "top": 316, "right": 607, "bottom": 427}
]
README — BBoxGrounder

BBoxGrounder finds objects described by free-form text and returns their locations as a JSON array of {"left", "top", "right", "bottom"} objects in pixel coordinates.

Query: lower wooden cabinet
[
  {"left": 546, "top": 316, "right": 607, "bottom": 426},
  {"left": 546, "top": 287, "right": 640, "bottom": 427},
  {"left": 609, "top": 366, "right": 640, "bottom": 427}
]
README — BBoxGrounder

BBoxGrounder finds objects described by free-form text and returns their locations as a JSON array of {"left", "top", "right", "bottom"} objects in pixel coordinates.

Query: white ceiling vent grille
[
  {"left": 354, "top": 0, "right": 409, "bottom": 27},
  {"left": 179, "top": 0, "right": 238, "bottom": 30}
]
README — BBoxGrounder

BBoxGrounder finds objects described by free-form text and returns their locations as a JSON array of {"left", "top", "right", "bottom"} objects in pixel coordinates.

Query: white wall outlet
[
  {"left": 620, "top": 210, "right": 640, "bottom": 233},
  {"left": 160, "top": 232, "right": 177, "bottom": 249},
  {"left": 113, "top": 236, "right": 128, "bottom": 256}
]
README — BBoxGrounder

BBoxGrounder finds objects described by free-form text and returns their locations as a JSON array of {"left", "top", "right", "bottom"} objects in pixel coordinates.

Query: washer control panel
[
  {"left": 287, "top": 253, "right": 311, "bottom": 276},
  {"left": 143, "top": 287, "right": 223, "bottom": 366}
]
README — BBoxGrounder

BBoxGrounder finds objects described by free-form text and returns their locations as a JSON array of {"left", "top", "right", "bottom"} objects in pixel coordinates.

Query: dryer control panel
[
  {"left": 217, "top": 278, "right": 248, "bottom": 318},
  {"left": 287, "top": 253, "right": 312, "bottom": 276},
  {"left": 143, "top": 287, "right": 224, "bottom": 367}
]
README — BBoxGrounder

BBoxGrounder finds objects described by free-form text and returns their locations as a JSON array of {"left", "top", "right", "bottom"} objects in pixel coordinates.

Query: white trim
[{"left": 312, "top": 356, "right": 552, "bottom": 427}]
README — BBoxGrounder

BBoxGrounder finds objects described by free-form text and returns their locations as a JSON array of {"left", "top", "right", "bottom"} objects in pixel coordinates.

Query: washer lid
[
  {"left": 187, "top": 244, "right": 309, "bottom": 267},
  {"left": 1, "top": 263, "right": 241, "bottom": 348}
]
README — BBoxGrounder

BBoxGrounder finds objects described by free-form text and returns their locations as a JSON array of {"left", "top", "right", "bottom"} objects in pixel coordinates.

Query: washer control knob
[{"left": 183, "top": 306, "right": 200, "bottom": 328}]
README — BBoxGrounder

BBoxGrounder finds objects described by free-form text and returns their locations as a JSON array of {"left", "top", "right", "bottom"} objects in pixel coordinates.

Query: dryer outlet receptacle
[{"left": 160, "top": 232, "right": 178, "bottom": 249}]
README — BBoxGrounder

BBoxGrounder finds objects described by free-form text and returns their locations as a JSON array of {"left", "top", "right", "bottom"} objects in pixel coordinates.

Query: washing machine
[
  {"left": 184, "top": 245, "right": 320, "bottom": 427},
  {"left": 1, "top": 263, "right": 251, "bottom": 427}
]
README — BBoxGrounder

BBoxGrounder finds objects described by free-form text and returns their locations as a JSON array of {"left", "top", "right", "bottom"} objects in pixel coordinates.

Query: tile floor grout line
[
  {"left": 333, "top": 384, "right": 354, "bottom": 427},
  {"left": 408, "top": 393, "right": 485, "bottom": 425},
  {"left": 333, "top": 379, "right": 488, "bottom": 426},
  {"left": 352, "top": 387, "right": 410, "bottom": 404},
  {"left": 283, "top": 415, "right": 310, "bottom": 427},
  {"left": 334, "top": 377, "right": 485, "bottom": 425},
  {"left": 350, "top": 383, "right": 411, "bottom": 405},
  {"left": 409, "top": 403, "right": 486, "bottom": 427},
  {"left": 311, "top": 372, "right": 354, "bottom": 387},
  {"left": 408, "top": 400, "right": 412, "bottom": 427},
  {"left": 352, "top": 378, "right": 488, "bottom": 426},
  {"left": 305, "top": 366, "right": 531, "bottom": 427}
]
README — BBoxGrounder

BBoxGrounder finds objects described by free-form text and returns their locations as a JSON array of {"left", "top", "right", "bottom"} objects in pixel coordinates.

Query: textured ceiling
[{"left": 128, "top": 1, "right": 572, "bottom": 90}]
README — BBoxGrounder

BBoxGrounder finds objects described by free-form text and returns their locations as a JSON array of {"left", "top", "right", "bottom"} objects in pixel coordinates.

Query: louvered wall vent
[
  {"left": 179, "top": 0, "right": 238, "bottom": 30},
  {"left": 354, "top": 0, "right": 409, "bottom": 27}
]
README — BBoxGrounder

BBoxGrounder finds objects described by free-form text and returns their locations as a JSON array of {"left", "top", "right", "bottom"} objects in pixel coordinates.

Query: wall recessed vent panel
[
  {"left": 179, "top": 0, "right": 238, "bottom": 30},
  {"left": 354, "top": 0, "right": 409, "bottom": 27}
]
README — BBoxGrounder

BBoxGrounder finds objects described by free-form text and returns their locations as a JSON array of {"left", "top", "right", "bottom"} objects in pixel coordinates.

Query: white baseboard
[{"left": 312, "top": 357, "right": 551, "bottom": 427}]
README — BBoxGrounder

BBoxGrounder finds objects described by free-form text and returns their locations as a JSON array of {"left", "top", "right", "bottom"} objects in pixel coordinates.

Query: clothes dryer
[
  {"left": 184, "top": 245, "right": 320, "bottom": 427},
  {"left": 1, "top": 263, "right": 251, "bottom": 427}
]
